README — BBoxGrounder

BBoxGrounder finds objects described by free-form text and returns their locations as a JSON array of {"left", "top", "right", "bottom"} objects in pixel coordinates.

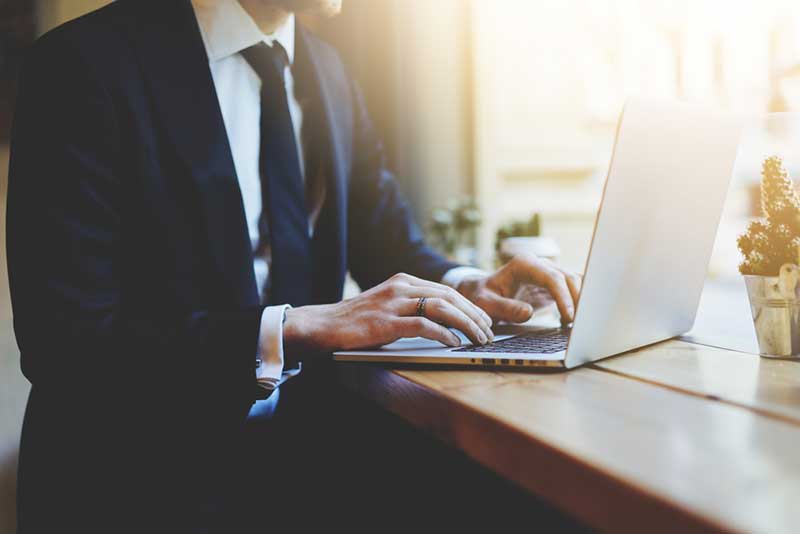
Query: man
[{"left": 7, "top": 0, "right": 580, "bottom": 531}]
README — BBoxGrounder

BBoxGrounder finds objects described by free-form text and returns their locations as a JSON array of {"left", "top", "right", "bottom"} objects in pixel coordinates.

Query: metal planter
[{"left": 744, "top": 273, "right": 800, "bottom": 357}]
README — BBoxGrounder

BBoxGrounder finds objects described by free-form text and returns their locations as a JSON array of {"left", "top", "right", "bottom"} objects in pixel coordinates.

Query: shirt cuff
[
  {"left": 440, "top": 266, "right": 489, "bottom": 289},
  {"left": 256, "top": 304, "right": 292, "bottom": 391}
]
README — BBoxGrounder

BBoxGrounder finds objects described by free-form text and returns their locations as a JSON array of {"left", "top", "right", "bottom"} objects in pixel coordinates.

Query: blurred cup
[{"left": 499, "top": 236, "right": 561, "bottom": 263}]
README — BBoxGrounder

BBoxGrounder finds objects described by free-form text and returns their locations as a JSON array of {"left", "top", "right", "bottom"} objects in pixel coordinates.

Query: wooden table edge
[{"left": 337, "top": 363, "right": 733, "bottom": 533}]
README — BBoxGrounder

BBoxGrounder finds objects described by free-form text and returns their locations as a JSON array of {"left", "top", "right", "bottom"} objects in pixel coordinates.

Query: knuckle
[
  {"left": 385, "top": 282, "right": 402, "bottom": 297},
  {"left": 383, "top": 318, "right": 403, "bottom": 336},
  {"left": 430, "top": 288, "right": 446, "bottom": 301},
  {"left": 400, "top": 319, "right": 417, "bottom": 336},
  {"left": 397, "top": 321, "right": 413, "bottom": 337},
  {"left": 442, "top": 289, "right": 459, "bottom": 305},
  {"left": 548, "top": 269, "right": 567, "bottom": 285},
  {"left": 516, "top": 252, "right": 538, "bottom": 264},
  {"left": 387, "top": 274, "right": 404, "bottom": 287},
  {"left": 475, "top": 292, "right": 493, "bottom": 308},
  {"left": 411, "top": 317, "right": 428, "bottom": 331},
  {"left": 428, "top": 297, "right": 445, "bottom": 312},
  {"left": 477, "top": 288, "right": 495, "bottom": 301}
]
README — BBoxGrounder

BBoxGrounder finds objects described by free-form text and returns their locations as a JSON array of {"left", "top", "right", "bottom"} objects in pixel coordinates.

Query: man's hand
[
  {"left": 283, "top": 273, "right": 495, "bottom": 352},
  {"left": 456, "top": 253, "right": 582, "bottom": 325}
]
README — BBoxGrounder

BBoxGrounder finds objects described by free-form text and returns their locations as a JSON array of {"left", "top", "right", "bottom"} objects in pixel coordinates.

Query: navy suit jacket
[{"left": 7, "top": 0, "right": 457, "bottom": 530}]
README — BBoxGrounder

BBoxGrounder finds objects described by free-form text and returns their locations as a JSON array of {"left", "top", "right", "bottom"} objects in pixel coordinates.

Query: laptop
[{"left": 334, "top": 99, "right": 743, "bottom": 370}]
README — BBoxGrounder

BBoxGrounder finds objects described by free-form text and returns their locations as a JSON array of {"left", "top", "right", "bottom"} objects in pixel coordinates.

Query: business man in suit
[{"left": 7, "top": 0, "right": 580, "bottom": 531}]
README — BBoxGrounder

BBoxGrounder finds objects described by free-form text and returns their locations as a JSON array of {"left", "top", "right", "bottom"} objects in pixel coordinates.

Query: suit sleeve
[
  {"left": 346, "top": 81, "right": 459, "bottom": 290},
  {"left": 6, "top": 35, "right": 261, "bottom": 404}
]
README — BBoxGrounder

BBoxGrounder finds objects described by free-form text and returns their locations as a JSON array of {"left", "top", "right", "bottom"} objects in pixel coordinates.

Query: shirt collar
[{"left": 191, "top": 0, "right": 296, "bottom": 65}]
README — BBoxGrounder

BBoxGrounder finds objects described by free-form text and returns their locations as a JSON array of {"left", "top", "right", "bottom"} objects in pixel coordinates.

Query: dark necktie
[{"left": 242, "top": 42, "right": 312, "bottom": 307}]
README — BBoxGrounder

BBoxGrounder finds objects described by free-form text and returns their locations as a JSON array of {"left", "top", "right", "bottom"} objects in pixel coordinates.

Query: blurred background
[{"left": 4, "top": 0, "right": 800, "bottom": 529}]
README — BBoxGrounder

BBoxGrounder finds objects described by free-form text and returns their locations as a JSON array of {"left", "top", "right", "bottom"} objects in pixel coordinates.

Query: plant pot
[{"left": 744, "top": 274, "right": 800, "bottom": 358}]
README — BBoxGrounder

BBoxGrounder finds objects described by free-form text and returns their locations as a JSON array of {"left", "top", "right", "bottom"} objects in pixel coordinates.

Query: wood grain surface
[
  {"left": 595, "top": 339, "right": 800, "bottom": 425},
  {"left": 338, "top": 356, "right": 800, "bottom": 533}
]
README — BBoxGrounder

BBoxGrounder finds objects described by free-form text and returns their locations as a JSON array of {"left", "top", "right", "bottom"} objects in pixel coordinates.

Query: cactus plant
[{"left": 738, "top": 156, "right": 800, "bottom": 276}]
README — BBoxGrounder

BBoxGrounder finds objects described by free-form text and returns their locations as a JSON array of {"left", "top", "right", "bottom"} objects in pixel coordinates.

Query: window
[{"left": 471, "top": 0, "right": 800, "bottom": 275}]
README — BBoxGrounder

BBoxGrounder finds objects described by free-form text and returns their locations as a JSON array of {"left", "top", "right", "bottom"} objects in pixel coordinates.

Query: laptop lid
[{"left": 564, "top": 99, "right": 743, "bottom": 368}]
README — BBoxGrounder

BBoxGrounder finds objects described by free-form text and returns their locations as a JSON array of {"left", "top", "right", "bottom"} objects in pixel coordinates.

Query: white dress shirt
[{"left": 191, "top": 0, "right": 485, "bottom": 391}]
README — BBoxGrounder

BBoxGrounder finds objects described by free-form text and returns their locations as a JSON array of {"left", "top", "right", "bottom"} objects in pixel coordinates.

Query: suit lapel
[{"left": 125, "top": 0, "right": 259, "bottom": 306}]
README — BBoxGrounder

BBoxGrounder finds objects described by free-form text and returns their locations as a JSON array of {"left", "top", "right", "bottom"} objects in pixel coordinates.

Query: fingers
[
  {"left": 405, "top": 297, "right": 489, "bottom": 346},
  {"left": 507, "top": 256, "right": 577, "bottom": 323},
  {"left": 396, "top": 317, "right": 461, "bottom": 347},
  {"left": 476, "top": 292, "right": 534, "bottom": 324},
  {"left": 396, "top": 273, "right": 493, "bottom": 330},
  {"left": 527, "top": 265, "right": 574, "bottom": 322},
  {"left": 564, "top": 272, "right": 582, "bottom": 305},
  {"left": 404, "top": 287, "right": 493, "bottom": 342}
]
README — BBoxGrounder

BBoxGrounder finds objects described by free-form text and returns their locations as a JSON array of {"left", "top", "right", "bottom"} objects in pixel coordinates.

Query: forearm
[
  {"left": 15, "top": 304, "right": 263, "bottom": 397},
  {"left": 282, "top": 302, "right": 340, "bottom": 354}
]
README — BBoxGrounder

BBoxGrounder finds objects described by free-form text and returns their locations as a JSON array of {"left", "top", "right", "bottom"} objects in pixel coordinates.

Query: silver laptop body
[{"left": 334, "top": 99, "right": 742, "bottom": 369}]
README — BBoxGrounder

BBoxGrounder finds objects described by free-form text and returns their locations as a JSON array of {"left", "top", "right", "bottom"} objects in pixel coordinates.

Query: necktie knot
[{"left": 242, "top": 41, "right": 289, "bottom": 85}]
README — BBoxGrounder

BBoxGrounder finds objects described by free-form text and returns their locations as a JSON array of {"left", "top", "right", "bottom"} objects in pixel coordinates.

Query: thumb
[{"left": 481, "top": 292, "right": 533, "bottom": 324}]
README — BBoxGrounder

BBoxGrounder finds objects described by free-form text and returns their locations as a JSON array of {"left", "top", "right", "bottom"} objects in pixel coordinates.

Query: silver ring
[{"left": 415, "top": 297, "right": 428, "bottom": 317}]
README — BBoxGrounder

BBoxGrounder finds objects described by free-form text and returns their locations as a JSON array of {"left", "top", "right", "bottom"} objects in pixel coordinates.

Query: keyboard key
[{"left": 454, "top": 329, "right": 569, "bottom": 354}]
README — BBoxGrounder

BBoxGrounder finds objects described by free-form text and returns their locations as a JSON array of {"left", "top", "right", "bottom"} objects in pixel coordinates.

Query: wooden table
[{"left": 336, "top": 282, "right": 800, "bottom": 533}]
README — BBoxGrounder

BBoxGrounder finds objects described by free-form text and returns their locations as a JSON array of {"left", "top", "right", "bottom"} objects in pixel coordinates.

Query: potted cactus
[{"left": 737, "top": 156, "right": 800, "bottom": 357}]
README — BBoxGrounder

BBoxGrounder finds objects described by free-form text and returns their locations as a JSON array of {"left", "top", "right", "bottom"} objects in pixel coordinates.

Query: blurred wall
[
  {"left": 37, "top": 0, "right": 111, "bottom": 34},
  {"left": 316, "top": 0, "right": 474, "bottom": 224}
]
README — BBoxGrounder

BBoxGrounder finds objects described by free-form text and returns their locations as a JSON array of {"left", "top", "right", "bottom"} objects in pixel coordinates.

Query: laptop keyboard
[{"left": 454, "top": 329, "right": 569, "bottom": 354}]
